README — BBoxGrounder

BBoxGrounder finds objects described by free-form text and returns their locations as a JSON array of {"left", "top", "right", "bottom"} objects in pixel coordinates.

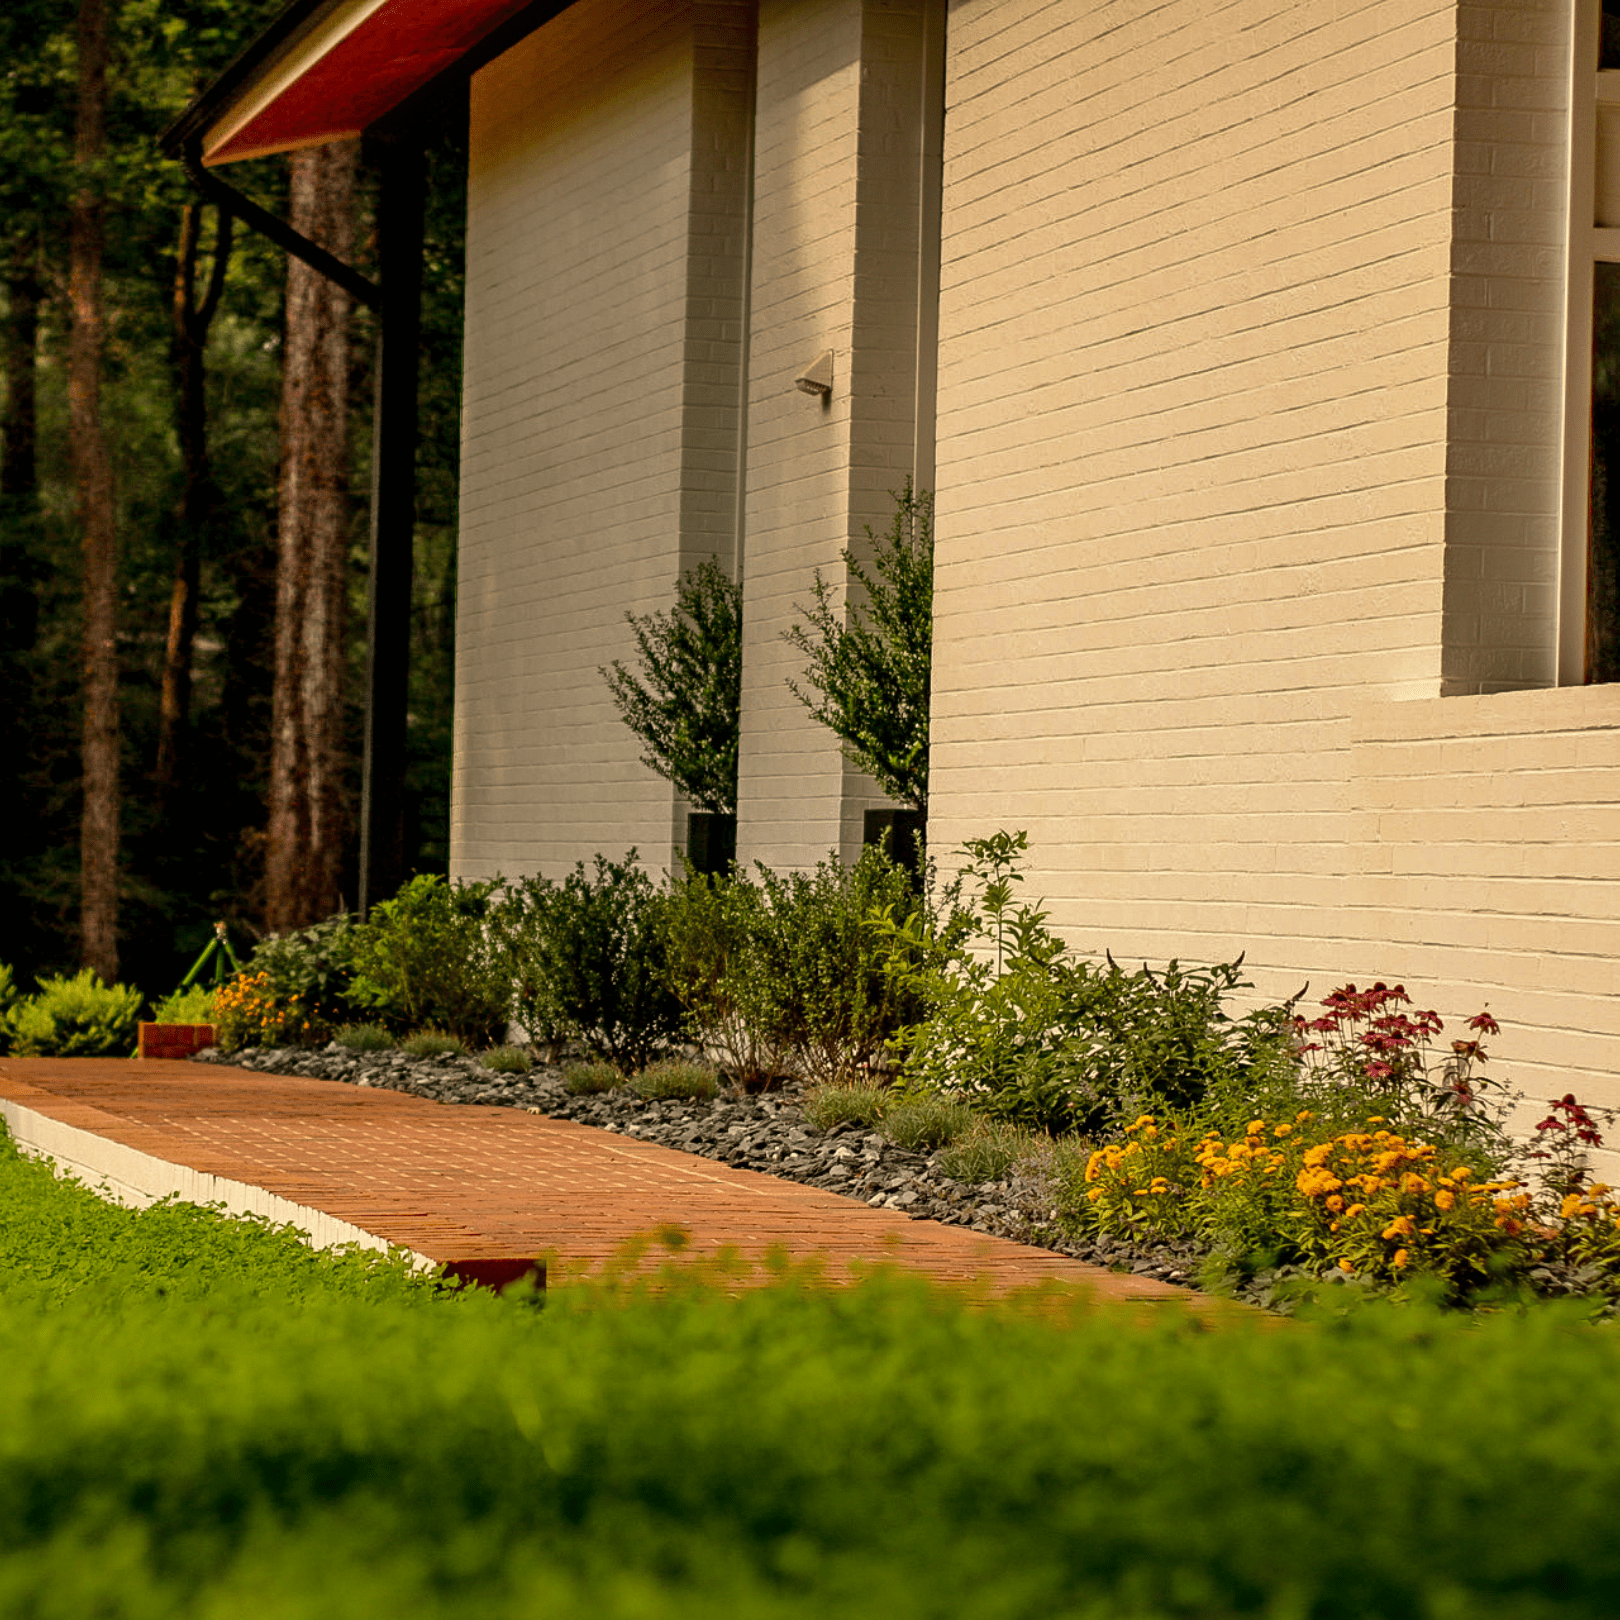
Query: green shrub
[
  {"left": 149, "top": 983, "right": 219, "bottom": 1024},
  {"left": 479, "top": 1043, "right": 533, "bottom": 1074},
  {"left": 784, "top": 482, "right": 934, "bottom": 815},
  {"left": 602, "top": 558, "right": 742, "bottom": 816},
  {"left": 937, "top": 1121, "right": 1037, "bottom": 1184},
  {"left": 662, "top": 867, "right": 793, "bottom": 1087},
  {"left": 345, "top": 876, "right": 510, "bottom": 1044},
  {"left": 563, "top": 1059, "right": 620, "bottom": 1096},
  {"left": 401, "top": 1029, "right": 466, "bottom": 1058},
  {"left": 3, "top": 970, "right": 143, "bottom": 1057},
  {"left": 245, "top": 913, "right": 361, "bottom": 1025},
  {"left": 882, "top": 1095, "right": 975, "bottom": 1153},
  {"left": 632, "top": 1059, "right": 720, "bottom": 1102},
  {"left": 498, "top": 854, "right": 683, "bottom": 1074},
  {"left": 7, "top": 1240, "right": 1620, "bottom": 1619},
  {"left": 802, "top": 1082, "right": 888, "bottom": 1133},
  {"left": 334, "top": 1022, "right": 395, "bottom": 1052},
  {"left": 665, "top": 845, "right": 928, "bottom": 1088},
  {"left": 890, "top": 832, "right": 1294, "bottom": 1133}
]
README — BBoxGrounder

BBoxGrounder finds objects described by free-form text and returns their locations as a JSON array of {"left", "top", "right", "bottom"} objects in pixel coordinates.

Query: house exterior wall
[
  {"left": 453, "top": 0, "right": 753, "bottom": 882},
  {"left": 929, "top": 0, "right": 1620, "bottom": 1127},
  {"left": 734, "top": 0, "right": 938, "bottom": 872}
]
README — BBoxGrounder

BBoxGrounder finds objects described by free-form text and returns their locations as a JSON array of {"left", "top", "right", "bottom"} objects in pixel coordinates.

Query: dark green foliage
[
  {"left": 664, "top": 844, "right": 928, "bottom": 1087},
  {"left": 602, "top": 558, "right": 742, "bottom": 815},
  {"left": 499, "top": 855, "right": 684, "bottom": 1073},
  {"left": 563, "top": 1059, "right": 620, "bottom": 1096},
  {"left": 784, "top": 483, "right": 933, "bottom": 815},
  {"left": 1, "top": 970, "right": 144, "bottom": 1057},
  {"left": 344, "top": 875, "right": 510, "bottom": 1045},
  {"left": 242, "top": 912, "right": 360, "bottom": 1028}
]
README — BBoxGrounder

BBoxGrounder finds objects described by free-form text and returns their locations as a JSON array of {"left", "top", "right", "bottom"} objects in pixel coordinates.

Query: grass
[
  {"left": 334, "top": 1022, "right": 395, "bottom": 1053},
  {"left": 5, "top": 1123, "right": 1620, "bottom": 1615},
  {"left": 401, "top": 1028, "right": 467, "bottom": 1058},
  {"left": 936, "top": 1120, "right": 1038, "bottom": 1184},
  {"left": 881, "top": 1095, "right": 976, "bottom": 1153},
  {"left": 802, "top": 1082, "right": 887, "bottom": 1132},
  {"left": 479, "top": 1044, "right": 534, "bottom": 1074},
  {"left": 631, "top": 1059, "right": 719, "bottom": 1102},
  {"left": 563, "top": 1059, "right": 620, "bottom": 1095}
]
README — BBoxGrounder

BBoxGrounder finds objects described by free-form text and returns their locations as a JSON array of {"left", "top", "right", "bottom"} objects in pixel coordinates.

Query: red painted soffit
[{"left": 205, "top": 0, "right": 533, "bottom": 164}]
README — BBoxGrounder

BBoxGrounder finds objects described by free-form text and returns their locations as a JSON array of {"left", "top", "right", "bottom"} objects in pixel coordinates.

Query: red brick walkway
[{"left": 0, "top": 1057, "right": 1205, "bottom": 1305}]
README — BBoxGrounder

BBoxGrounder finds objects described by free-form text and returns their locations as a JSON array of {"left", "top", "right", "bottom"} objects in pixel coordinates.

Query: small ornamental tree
[
  {"left": 602, "top": 559, "right": 742, "bottom": 815},
  {"left": 784, "top": 483, "right": 933, "bottom": 816}
]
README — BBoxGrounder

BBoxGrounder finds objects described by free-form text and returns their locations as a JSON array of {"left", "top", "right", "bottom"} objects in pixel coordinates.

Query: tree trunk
[
  {"left": 265, "top": 141, "right": 356, "bottom": 932},
  {"left": 3, "top": 231, "right": 39, "bottom": 504},
  {"left": 156, "top": 200, "right": 232, "bottom": 799},
  {"left": 70, "top": 0, "right": 119, "bottom": 984}
]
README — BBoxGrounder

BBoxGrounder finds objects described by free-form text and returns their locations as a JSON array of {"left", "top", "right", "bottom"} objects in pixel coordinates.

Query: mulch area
[{"left": 0, "top": 1055, "right": 1216, "bottom": 1306}]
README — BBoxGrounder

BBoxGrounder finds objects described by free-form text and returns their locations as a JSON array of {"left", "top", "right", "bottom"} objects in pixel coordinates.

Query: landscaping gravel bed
[{"left": 195, "top": 1043, "right": 1207, "bottom": 1293}]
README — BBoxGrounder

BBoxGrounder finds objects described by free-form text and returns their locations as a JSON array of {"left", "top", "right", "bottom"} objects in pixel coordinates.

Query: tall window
[{"left": 1564, "top": 0, "right": 1620, "bottom": 681}]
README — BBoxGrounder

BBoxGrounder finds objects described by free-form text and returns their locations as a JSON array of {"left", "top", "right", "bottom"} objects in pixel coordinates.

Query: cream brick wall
[
  {"left": 930, "top": 0, "right": 1620, "bottom": 1128},
  {"left": 454, "top": 0, "right": 753, "bottom": 882},
  {"left": 735, "top": 0, "right": 937, "bottom": 872}
]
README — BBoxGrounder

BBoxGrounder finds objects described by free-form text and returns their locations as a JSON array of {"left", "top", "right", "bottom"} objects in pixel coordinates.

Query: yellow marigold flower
[
  {"left": 1400, "top": 1174, "right": 1430, "bottom": 1195},
  {"left": 1367, "top": 1116, "right": 1386, "bottom": 1125},
  {"left": 1381, "top": 1216, "right": 1416, "bottom": 1241},
  {"left": 1247, "top": 1120, "right": 1265, "bottom": 1136},
  {"left": 1325, "top": 1195, "right": 1345, "bottom": 1213},
  {"left": 1149, "top": 1178, "right": 1170, "bottom": 1194},
  {"left": 1345, "top": 1203, "right": 1366, "bottom": 1219},
  {"left": 1086, "top": 1188, "right": 1102, "bottom": 1202},
  {"left": 1591, "top": 1183, "right": 1612, "bottom": 1196},
  {"left": 1296, "top": 1109, "right": 1314, "bottom": 1123},
  {"left": 1450, "top": 1166, "right": 1472, "bottom": 1182},
  {"left": 1392, "top": 1248, "right": 1410, "bottom": 1269},
  {"left": 1303, "top": 1145, "right": 1333, "bottom": 1169},
  {"left": 1273, "top": 1123, "right": 1293, "bottom": 1138},
  {"left": 1131, "top": 1188, "right": 1151, "bottom": 1198},
  {"left": 1495, "top": 1216, "right": 1523, "bottom": 1235},
  {"left": 1434, "top": 1190, "right": 1456, "bottom": 1212},
  {"left": 1338, "top": 1259, "right": 1354, "bottom": 1273}
]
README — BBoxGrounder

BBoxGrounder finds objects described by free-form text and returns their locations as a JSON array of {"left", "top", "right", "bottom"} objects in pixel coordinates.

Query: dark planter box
[
  {"left": 684, "top": 812, "right": 737, "bottom": 877},
  {"left": 863, "top": 809, "right": 925, "bottom": 879}
]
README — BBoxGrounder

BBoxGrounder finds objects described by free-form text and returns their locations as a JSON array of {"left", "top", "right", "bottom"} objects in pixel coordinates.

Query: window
[{"left": 1563, "top": 0, "right": 1620, "bottom": 681}]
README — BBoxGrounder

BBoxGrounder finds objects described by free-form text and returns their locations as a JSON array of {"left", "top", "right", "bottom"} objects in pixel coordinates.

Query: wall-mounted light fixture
[{"left": 794, "top": 349, "right": 834, "bottom": 398}]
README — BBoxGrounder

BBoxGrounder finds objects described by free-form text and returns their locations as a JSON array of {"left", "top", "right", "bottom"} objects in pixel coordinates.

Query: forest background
[{"left": 0, "top": 0, "right": 468, "bottom": 999}]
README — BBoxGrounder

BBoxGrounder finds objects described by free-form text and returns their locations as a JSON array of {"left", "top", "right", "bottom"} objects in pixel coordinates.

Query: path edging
[{"left": 0, "top": 1095, "right": 434, "bottom": 1270}]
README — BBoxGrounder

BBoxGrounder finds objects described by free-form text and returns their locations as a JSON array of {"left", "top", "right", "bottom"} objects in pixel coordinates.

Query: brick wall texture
[{"left": 455, "top": 0, "right": 1620, "bottom": 1119}]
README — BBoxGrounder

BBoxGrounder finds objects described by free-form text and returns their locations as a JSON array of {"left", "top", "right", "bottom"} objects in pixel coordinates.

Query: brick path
[{"left": 0, "top": 1056, "right": 1207, "bottom": 1305}]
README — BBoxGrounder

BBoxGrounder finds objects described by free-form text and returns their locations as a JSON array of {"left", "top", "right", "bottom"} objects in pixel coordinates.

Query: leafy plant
[
  {"left": 887, "top": 833, "right": 1293, "bottom": 1133},
  {"left": 241, "top": 914, "right": 361, "bottom": 1032},
  {"left": 3, "top": 970, "right": 143, "bottom": 1057},
  {"left": 802, "top": 1083, "right": 888, "bottom": 1133},
  {"left": 632, "top": 1059, "right": 720, "bottom": 1102},
  {"left": 334, "top": 1023, "right": 395, "bottom": 1052},
  {"left": 214, "top": 971, "right": 329, "bottom": 1052},
  {"left": 479, "top": 1044, "right": 533, "bottom": 1075},
  {"left": 149, "top": 984, "right": 219, "bottom": 1024},
  {"left": 500, "top": 854, "right": 685, "bottom": 1073},
  {"left": 602, "top": 558, "right": 742, "bottom": 814},
  {"left": 345, "top": 876, "right": 510, "bottom": 1044},
  {"left": 662, "top": 868, "right": 792, "bottom": 1087},
  {"left": 563, "top": 1059, "right": 620, "bottom": 1096},
  {"left": 401, "top": 1029, "right": 466, "bottom": 1058},
  {"left": 784, "top": 482, "right": 934, "bottom": 815}
]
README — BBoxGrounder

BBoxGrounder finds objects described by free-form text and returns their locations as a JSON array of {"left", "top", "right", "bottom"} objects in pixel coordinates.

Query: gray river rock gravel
[{"left": 194, "top": 1042, "right": 1208, "bottom": 1292}]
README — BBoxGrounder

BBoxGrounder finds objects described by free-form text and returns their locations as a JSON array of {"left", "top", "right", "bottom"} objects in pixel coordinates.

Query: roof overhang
[{"left": 165, "top": 0, "right": 561, "bottom": 165}]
